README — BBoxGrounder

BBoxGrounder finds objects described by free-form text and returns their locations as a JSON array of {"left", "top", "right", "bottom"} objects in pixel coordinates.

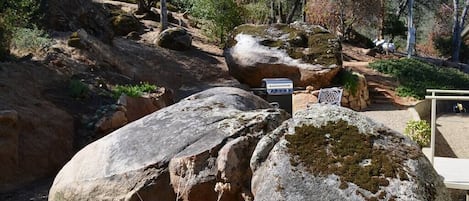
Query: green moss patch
[
  {"left": 286, "top": 120, "right": 418, "bottom": 195},
  {"left": 67, "top": 32, "right": 86, "bottom": 49}
]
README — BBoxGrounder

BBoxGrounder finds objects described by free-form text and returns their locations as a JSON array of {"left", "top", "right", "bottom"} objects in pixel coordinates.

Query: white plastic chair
[{"left": 318, "top": 87, "right": 343, "bottom": 106}]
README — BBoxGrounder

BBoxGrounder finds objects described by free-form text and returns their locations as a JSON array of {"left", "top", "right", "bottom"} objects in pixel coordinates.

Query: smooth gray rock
[
  {"left": 251, "top": 104, "right": 450, "bottom": 201},
  {"left": 49, "top": 87, "right": 289, "bottom": 201}
]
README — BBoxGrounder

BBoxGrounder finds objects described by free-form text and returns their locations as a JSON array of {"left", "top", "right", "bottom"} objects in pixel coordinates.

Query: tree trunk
[
  {"left": 302, "top": 0, "right": 306, "bottom": 22},
  {"left": 278, "top": 0, "right": 284, "bottom": 23},
  {"left": 160, "top": 0, "right": 168, "bottom": 31},
  {"left": 452, "top": 0, "right": 460, "bottom": 62},
  {"left": 270, "top": 0, "right": 275, "bottom": 24},
  {"left": 338, "top": 0, "right": 345, "bottom": 40},
  {"left": 454, "top": 0, "right": 469, "bottom": 62},
  {"left": 286, "top": 0, "right": 301, "bottom": 24},
  {"left": 378, "top": 0, "right": 385, "bottom": 40}
]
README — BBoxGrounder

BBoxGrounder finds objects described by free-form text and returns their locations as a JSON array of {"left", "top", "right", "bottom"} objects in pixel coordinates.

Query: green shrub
[
  {"left": 69, "top": 79, "right": 90, "bottom": 99},
  {"left": 434, "top": 35, "right": 469, "bottom": 62},
  {"left": 11, "top": 27, "right": 53, "bottom": 52},
  {"left": 189, "top": 0, "right": 243, "bottom": 44},
  {"left": 112, "top": 82, "right": 157, "bottom": 98},
  {"left": 369, "top": 58, "right": 469, "bottom": 99},
  {"left": 404, "top": 120, "right": 431, "bottom": 147},
  {"left": 1, "top": 0, "right": 44, "bottom": 58},
  {"left": 332, "top": 69, "right": 359, "bottom": 95},
  {"left": 242, "top": 1, "right": 270, "bottom": 24}
]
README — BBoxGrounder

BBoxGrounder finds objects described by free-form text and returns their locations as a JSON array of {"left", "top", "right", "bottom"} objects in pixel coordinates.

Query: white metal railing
[
  {"left": 425, "top": 89, "right": 469, "bottom": 164},
  {"left": 425, "top": 89, "right": 469, "bottom": 200}
]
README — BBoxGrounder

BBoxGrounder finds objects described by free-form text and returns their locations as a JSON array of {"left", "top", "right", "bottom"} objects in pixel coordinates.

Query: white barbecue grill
[
  {"left": 254, "top": 78, "right": 293, "bottom": 114},
  {"left": 263, "top": 78, "right": 294, "bottom": 95}
]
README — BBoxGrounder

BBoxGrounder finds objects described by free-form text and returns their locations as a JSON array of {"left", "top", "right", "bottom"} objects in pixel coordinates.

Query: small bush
[
  {"left": 404, "top": 120, "right": 431, "bottom": 147},
  {"left": 112, "top": 82, "right": 157, "bottom": 98},
  {"left": 369, "top": 58, "right": 469, "bottom": 99},
  {"left": 1, "top": 0, "right": 44, "bottom": 58},
  {"left": 434, "top": 35, "right": 469, "bottom": 62},
  {"left": 69, "top": 79, "right": 90, "bottom": 99},
  {"left": 332, "top": 69, "right": 359, "bottom": 95},
  {"left": 11, "top": 27, "right": 53, "bottom": 52}
]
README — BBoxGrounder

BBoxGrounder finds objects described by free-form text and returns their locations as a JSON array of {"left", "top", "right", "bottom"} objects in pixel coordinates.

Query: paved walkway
[
  {"left": 359, "top": 103, "right": 416, "bottom": 134},
  {"left": 435, "top": 113, "right": 469, "bottom": 158}
]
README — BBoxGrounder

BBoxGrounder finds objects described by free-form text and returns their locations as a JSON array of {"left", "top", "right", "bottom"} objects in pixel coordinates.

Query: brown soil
[{"left": 342, "top": 43, "right": 418, "bottom": 107}]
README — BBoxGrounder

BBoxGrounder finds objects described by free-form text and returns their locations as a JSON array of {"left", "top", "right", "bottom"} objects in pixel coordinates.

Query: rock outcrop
[
  {"left": 251, "top": 104, "right": 449, "bottom": 201},
  {"left": 48, "top": 87, "right": 290, "bottom": 201},
  {"left": 225, "top": 23, "right": 342, "bottom": 88},
  {"left": 0, "top": 63, "right": 74, "bottom": 192},
  {"left": 45, "top": 0, "right": 114, "bottom": 42},
  {"left": 157, "top": 27, "right": 192, "bottom": 51},
  {"left": 95, "top": 87, "right": 174, "bottom": 134},
  {"left": 340, "top": 72, "right": 370, "bottom": 111},
  {"left": 49, "top": 88, "right": 447, "bottom": 201}
]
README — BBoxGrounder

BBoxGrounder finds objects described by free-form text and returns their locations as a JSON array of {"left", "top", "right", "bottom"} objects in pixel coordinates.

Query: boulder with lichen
[
  {"left": 112, "top": 14, "right": 141, "bottom": 36},
  {"left": 157, "top": 27, "right": 192, "bottom": 51},
  {"left": 224, "top": 23, "right": 342, "bottom": 88},
  {"left": 250, "top": 104, "right": 449, "bottom": 201}
]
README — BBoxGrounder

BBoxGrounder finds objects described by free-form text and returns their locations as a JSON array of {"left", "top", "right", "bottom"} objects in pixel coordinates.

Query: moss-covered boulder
[
  {"left": 67, "top": 32, "right": 86, "bottom": 49},
  {"left": 225, "top": 23, "right": 342, "bottom": 88},
  {"left": 251, "top": 104, "right": 449, "bottom": 201},
  {"left": 112, "top": 14, "right": 140, "bottom": 36},
  {"left": 157, "top": 27, "right": 192, "bottom": 51}
]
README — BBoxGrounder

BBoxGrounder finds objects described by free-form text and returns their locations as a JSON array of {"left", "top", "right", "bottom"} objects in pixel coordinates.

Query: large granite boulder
[
  {"left": 111, "top": 14, "right": 141, "bottom": 36},
  {"left": 157, "top": 27, "right": 192, "bottom": 51},
  {"left": 49, "top": 87, "right": 290, "bottom": 201},
  {"left": 251, "top": 104, "right": 449, "bottom": 201},
  {"left": 225, "top": 23, "right": 342, "bottom": 88}
]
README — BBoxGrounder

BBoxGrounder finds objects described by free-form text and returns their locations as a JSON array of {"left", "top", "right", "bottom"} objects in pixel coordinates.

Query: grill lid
[{"left": 262, "top": 78, "right": 293, "bottom": 95}]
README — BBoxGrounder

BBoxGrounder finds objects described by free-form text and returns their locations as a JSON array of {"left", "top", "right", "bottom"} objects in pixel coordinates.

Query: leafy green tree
[
  {"left": 383, "top": 12, "right": 407, "bottom": 40},
  {"left": 190, "top": 0, "right": 243, "bottom": 44}
]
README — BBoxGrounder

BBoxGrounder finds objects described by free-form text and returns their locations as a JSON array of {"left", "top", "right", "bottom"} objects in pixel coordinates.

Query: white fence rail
[{"left": 425, "top": 89, "right": 469, "bottom": 200}]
